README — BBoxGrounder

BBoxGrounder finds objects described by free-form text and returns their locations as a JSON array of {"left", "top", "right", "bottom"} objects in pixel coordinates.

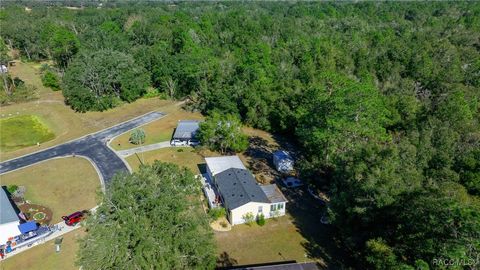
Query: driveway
[{"left": 0, "top": 112, "right": 165, "bottom": 187}]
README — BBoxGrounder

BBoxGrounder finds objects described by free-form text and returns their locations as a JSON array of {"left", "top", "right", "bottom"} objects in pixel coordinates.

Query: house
[
  {"left": 171, "top": 120, "right": 201, "bottom": 146},
  {"left": 272, "top": 150, "right": 294, "bottom": 173},
  {"left": 0, "top": 188, "right": 21, "bottom": 245},
  {"left": 205, "top": 156, "right": 287, "bottom": 225}
]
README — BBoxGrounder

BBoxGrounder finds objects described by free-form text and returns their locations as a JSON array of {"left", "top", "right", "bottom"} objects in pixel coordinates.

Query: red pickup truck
[{"left": 62, "top": 211, "right": 86, "bottom": 226}]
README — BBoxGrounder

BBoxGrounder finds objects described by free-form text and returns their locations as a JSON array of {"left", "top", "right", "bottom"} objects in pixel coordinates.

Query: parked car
[
  {"left": 62, "top": 211, "right": 85, "bottom": 226},
  {"left": 282, "top": 177, "right": 303, "bottom": 188},
  {"left": 170, "top": 139, "right": 188, "bottom": 146}
]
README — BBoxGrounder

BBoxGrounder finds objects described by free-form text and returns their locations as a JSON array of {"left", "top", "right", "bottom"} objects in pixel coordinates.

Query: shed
[
  {"left": 273, "top": 150, "right": 294, "bottom": 173},
  {"left": 172, "top": 120, "right": 201, "bottom": 141}
]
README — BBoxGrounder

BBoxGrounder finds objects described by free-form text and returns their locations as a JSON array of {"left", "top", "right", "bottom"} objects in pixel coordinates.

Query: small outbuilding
[
  {"left": 171, "top": 120, "right": 201, "bottom": 146},
  {"left": 272, "top": 150, "right": 294, "bottom": 173}
]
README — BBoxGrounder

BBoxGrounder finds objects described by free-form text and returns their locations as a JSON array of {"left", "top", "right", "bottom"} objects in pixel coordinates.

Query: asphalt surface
[{"left": 0, "top": 112, "right": 165, "bottom": 186}]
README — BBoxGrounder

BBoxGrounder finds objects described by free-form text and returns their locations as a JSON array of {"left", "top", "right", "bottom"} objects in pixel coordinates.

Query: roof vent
[
  {"left": 232, "top": 194, "right": 235, "bottom": 197},
  {"left": 240, "top": 194, "right": 243, "bottom": 197},
  {"left": 228, "top": 173, "right": 232, "bottom": 176},
  {"left": 233, "top": 183, "right": 237, "bottom": 185}
]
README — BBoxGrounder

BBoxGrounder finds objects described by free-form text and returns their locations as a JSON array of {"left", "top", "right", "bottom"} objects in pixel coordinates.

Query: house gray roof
[
  {"left": 172, "top": 120, "right": 200, "bottom": 140},
  {"left": 205, "top": 155, "right": 246, "bottom": 176},
  {"left": 260, "top": 184, "right": 288, "bottom": 203},
  {"left": 215, "top": 168, "right": 269, "bottom": 210},
  {"left": 0, "top": 188, "right": 19, "bottom": 225}
]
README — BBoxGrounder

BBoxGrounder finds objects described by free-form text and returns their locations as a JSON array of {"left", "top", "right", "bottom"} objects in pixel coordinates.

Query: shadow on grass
[
  {"left": 216, "top": 251, "right": 238, "bottom": 268},
  {"left": 281, "top": 185, "right": 352, "bottom": 269}
]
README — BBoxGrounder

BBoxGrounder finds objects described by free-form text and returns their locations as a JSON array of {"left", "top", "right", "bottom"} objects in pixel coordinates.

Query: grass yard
[
  {"left": 0, "top": 229, "right": 85, "bottom": 270},
  {"left": 0, "top": 157, "right": 100, "bottom": 222},
  {"left": 110, "top": 109, "right": 204, "bottom": 151},
  {"left": 0, "top": 115, "right": 55, "bottom": 152},
  {"left": 125, "top": 147, "right": 205, "bottom": 175},
  {"left": 215, "top": 215, "right": 312, "bottom": 266},
  {"left": 0, "top": 61, "right": 183, "bottom": 161}
]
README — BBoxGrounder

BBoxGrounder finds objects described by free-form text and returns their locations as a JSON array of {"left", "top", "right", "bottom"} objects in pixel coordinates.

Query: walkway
[
  {"left": 115, "top": 141, "right": 172, "bottom": 157},
  {"left": 0, "top": 112, "right": 165, "bottom": 186}
]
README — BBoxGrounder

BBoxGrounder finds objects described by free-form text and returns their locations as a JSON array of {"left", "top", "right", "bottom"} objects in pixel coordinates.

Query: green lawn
[
  {"left": 0, "top": 157, "right": 100, "bottom": 222},
  {"left": 125, "top": 147, "right": 205, "bottom": 174},
  {"left": 0, "top": 229, "right": 85, "bottom": 270},
  {"left": 0, "top": 115, "right": 55, "bottom": 152},
  {"left": 215, "top": 215, "right": 313, "bottom": 266}
]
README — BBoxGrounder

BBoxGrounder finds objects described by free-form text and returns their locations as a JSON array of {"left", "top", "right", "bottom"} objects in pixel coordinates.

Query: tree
[
  {"left": 129, "top": 128, "right": 146, "bottom": 145},
  {"left": 63, "top": 50, "right": 150, "bottom": 112},
  {"left": 77, "top": 162, "right": 216, "bottom": 269},
  {"left": 295, "top": 73, "right": 391, "bottom": 167},
  {"left": 50, "top": 27, "right": 80, "bottom": 70},
  {"left": 197, "top": 112, "right": 248, "bottom": 154}
]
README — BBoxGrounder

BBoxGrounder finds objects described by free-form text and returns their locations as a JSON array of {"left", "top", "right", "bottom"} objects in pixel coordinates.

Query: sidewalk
[{"left": 115, "top": 141, "right": 173, "bottom": 157}]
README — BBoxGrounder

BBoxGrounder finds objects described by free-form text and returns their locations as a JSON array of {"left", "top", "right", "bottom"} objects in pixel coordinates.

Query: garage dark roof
[
  {"left": 172, "top": 120, "right": 200, "bottom": 140},
  {"left": 215, "top": 168, "right": 269, "bottom": 210},
  {"left": 0, "top": 188, "right": 19, "bottom": 225}
]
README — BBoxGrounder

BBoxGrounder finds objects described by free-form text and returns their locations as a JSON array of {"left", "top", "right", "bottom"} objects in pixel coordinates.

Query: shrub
[
  {"left": 208, "top": 207, "right": 226, "bottom": 221},
  {"left": 177, "top": 148, "right": 184, "bottom": 152},
  {"left": 6, "top": 185, "right": 18, "bottom": 194},
  {"left": 129, "top": 129, "right": 146, "bottom": 145},
  {"left": 220, "top": 221, "right": 228, "bottom": 228},
  {"left": 256, "top": 213, "right": 265, "bottom": 226},
  {"left": 42, "top": 70, "right": 61, "bottom": 91},
  {"left": 242, "top": 212, "right": 255, "bottom": 225}
]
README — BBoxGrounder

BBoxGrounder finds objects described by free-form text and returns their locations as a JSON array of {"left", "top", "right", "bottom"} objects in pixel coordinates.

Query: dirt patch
[
  {"left": 18, "top": 203, "right": 53, "bottom": 225},
  {"left": 210, "top": 217, "right": 231, "bottom": 232}
]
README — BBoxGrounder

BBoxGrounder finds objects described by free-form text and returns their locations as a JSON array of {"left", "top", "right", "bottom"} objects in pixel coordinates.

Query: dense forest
[{"left": 1, "top": 2, "right": 479, "bottom": 269}]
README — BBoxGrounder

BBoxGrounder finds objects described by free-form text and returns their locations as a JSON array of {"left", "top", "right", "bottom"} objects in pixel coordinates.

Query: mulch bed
[{"left": 18, "top": 203, "right": 53, "bottom": 225}]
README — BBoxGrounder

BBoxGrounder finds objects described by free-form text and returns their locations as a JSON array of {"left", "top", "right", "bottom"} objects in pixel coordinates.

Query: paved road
[{"left": 0, "top": 112, "right": 165, "bottom": 186}]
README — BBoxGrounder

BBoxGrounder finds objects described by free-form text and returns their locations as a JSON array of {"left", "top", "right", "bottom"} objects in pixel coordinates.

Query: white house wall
[
  {"left": 229, "top": 201, "right": 286, "bottom": 225},
  {"left": 0, "top": 221, "right": 21, "bottom": 245}
]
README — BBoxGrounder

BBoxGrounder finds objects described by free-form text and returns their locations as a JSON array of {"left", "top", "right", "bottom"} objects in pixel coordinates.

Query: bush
[
  {"left": 256, "top": 213, "right": 265, "bottom": 226},
  {"left": 6, "top": 185, "right": 18, "bottom": 194},
  {"left": 208, "top": 207, "right": 226, "bottom": 221},
  {"left": 129, "top": 129, "right": 146, "bottom": 145},
  {"left": 220, "top": 221, "right": 228, "bottom": 228},
  {"left": 242, "top": 212, "right": 255, "bottom": 225},
  {"left": 42, "top": 70, "right": 61, "bottom": 91}
]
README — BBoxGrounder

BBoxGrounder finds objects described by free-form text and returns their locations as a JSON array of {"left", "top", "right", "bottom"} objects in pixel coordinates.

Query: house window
[
  {"left": 278, "top": 203, "right": 284, "bottom": 210},
  {"left": 258, "top": 206, "right": 263, "bottom": 213},
  {"left": 270, "top": 204, "right": 276, "bottom": 212}
]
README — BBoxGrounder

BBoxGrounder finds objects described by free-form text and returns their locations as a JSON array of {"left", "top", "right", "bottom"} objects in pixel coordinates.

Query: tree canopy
[
  {"left": 1, "top": 2, "right": 479, "bottom": 268},
  {"left": 62, "top": 49, "right": 150, "bottom": 112},
  {"left": 197, "top": 111, "right": 248, "bottom": 154},
  {"left": 77, "top": 162, "right": 216, "bottom": 270}
]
